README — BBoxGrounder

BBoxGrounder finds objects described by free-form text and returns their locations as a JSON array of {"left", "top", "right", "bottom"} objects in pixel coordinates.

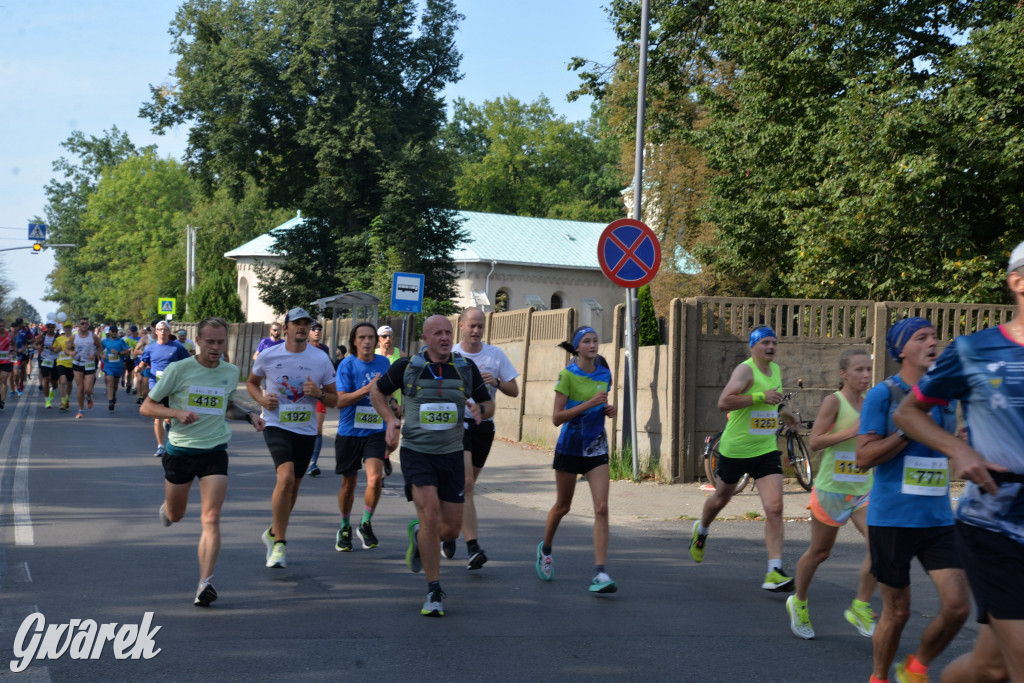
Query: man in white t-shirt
[
  {"left": 443, "top": 307, "right": 519, "bottom": 570},
  {"left": 248, "top": 307, "right": 337, "bottom": 570}
]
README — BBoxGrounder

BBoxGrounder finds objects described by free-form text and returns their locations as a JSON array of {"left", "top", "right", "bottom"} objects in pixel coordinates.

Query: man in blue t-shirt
[
  {"left": 856, "top": 317, "right": 969, "bottom": 683},
  {"left": 100, "top": 325, "right": 130, "bottom": 411},
  {"left": 138, "top": 321, "right": 191, "bottom": 456},
  {"left": 332, "top": 322, "right": 393, "bottom": 552},
  {"left": 896, "top": 240, "right": 1024, "bottom": 683}
]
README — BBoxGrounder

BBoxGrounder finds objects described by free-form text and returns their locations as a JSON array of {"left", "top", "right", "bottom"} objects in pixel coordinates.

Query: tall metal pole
[
  {"left": 625, "top": 0, "right": 651, "bottom": 481},
  {"left": 185, "top": 224, "right": 192, "bottom": 317}
]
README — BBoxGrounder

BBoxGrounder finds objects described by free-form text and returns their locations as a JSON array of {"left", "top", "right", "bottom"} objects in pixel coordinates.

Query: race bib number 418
[{"left": 187, "top": 386, "right": 225, "bottom": 415}]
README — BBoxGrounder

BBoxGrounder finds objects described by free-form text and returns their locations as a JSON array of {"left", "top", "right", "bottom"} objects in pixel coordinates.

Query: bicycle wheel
[
  {"left": 787, "top": 432, "right": 814, "bottom": 491},
  {"left": 703, "top": 435, "right": 749, "bottom": 493}
]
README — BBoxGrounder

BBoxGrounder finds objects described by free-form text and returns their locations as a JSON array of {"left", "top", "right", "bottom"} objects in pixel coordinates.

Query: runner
[
  {"left": 248, "top": 308, "right": 337, "bottom": 569},
  {"left": 71, "top": 317, "right": 102, "bottom": 419},
  {"left": 13, "top": 319, "right": 33, "bottom": 395},
  {"left": 101, "top": 325, "right": 130, "bottom": 411},
  {"left": 377, "top": 325, "right": 402, "bottom": 476},
  {"left": 333, "top": 322, "right": 391, "bottom": 552},
  {"left": 305, "top": 321, "right": 331, "bottom": 477},
  {"left": 252, "top": 321, "right": 283, "bottom": 361},
  {"left": 855, "top": 317, "right": 969, "bottom": 683},
  {"left": 141, "top": 317, "right": 265, "bottom": 607},
  {"left": 53, "top": 324, "right": 75, "bottom": 411},
  {"left": 176, "top": 329, "right": 196, "bottom": 356},
  {"left": 536, "top": 326, "right": 618, "bottom": 594},
  {"left": 895, "top": 241, "right": 1024, "bottom": 683},
  {"left": 688, "top": 326, "right": 799, "bottom": 592},
  {"left": 133, "top": 325, "right": 155, "bottom": 402},
  {"left": 369, "top": 315, "right": 493, "bottom": 616},
  {"left": 137, "top": 321, "right": 191, "bottom": 454},
  {"left": 445, "top": 307, "right": 519, "bottom": 569},
  {"left": 33, "top": 322, "right": 60, "bottom": 408},
  {"left": 123, "top": 325, "right": 139, "bottom": 393},
  {"left": 0, "top": 319, "right": 13, "bottom": 409},
  {"left": 786, "top": 348, "right": 876, "bottom": 640}
]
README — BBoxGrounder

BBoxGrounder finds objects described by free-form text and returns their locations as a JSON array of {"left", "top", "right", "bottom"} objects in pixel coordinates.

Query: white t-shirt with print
[{"left": 252, "top": 343, "right": 336, "bottom": 435}]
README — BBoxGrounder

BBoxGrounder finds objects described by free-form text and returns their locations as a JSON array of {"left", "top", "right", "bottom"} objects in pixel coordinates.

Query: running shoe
[
  {"left": 536, "top": 542, "right": 553, "bottom": 581},
  {"left": 384, "top": 456, "right": 393, "bottom": 477},
  {"left": 406, "top": 520, "right": 422, "bottom": 573},
  {"left": 44, "top": 397, "right": 52, "bottom": 409},
  {"left": 894, "top": 656, "right": 928, "bottom": 683},
  {"left": 845, "top": 601, "right": 876, "bottom": 638},
  {"left": 306, "top": 463, "right": 321, "bottom": 477},
  {"left": 261, "top": 527, "right": 275, "bottom": 563},
  {"left": 0, "top": 398, "right": 5, "bottom": 410},
  {"left": 689, "top": 521, "right": 707, "bottom": 563},
  {"left": 267, "top": 542, "right": 287, "bottom": 568},
  {"left": 76, "top": 410, "right": 84, "bottom": 419},
  {"left": 786, "top": 595, "right": 815, "bottom": 639},
  {"left": 136, "top": 397, "right": 144, "bottom": 404},
  {"left": 762, "top": 568, "right": 795, "bottom": 592},
  {"left": 194, "top": 581, "right": 217, "bottom": 607},
  {"left": 108, "top": 400, "right": 115, "bottom": 411},
  {"left": 589, "top": 572, "right": 618, "bottom": 594},
  {"left": 441, "top": 540, "right": 456, "bottom": 559},
  {"left": 335, "top": 526, "right": 353, "bottom": 552},
  {"left": 155, "top": 444, "right": 165, "bottom": 457},
  {"left": 356, "top": 522, "right": 379, "bottom": 549},
  {"left": 15, "top": 389, "right": 22, "bottom": 397},
  {"left": 59, "top": 401, "right": 69, "bottom": 412},
  {"left": 467, "top": 548, "right": 488, "bottom": 570},
  {"left": 159, "top": 503, "right": 172, "bottom": 527},
  {"left": 86, "top": 394, "right": 93, "bottom": 409},
  {"left": 421, "top": 588, "right": 446, "bottom": 617}
]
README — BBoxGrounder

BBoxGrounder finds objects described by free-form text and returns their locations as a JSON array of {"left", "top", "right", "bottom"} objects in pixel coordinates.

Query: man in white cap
[
  {"left": 137, "top": 321, "right": 191, "bottom": 455},
  {"left": 248, "top": 307, "right": 337, "bottom": 569},
  {"left": 377, "top": 325, "right": 402, "bottom": 364},
  {"left": 895, "top": 239, "right": 1024, "bottom": 683}
]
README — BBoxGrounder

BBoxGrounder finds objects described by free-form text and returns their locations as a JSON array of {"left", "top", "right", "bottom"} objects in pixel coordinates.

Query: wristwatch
[{"left": 894, "top": 428, "right": 907, "bottom": 440}]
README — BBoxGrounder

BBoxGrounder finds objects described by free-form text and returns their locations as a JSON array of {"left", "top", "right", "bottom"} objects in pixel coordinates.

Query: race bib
[
  {"left": 901, "top": 456, "right": 949, "bottom": 496},
  {"left": 187, "top": 385, "right": 225, "bottom": 415},
  {"left": 41, "top": 359, "right": 54, "bottom": 368},
  {"left": 155, "top": 370, "right": 164, "bottom": 379},
  {"left": 59, "top": 351, "right": 71, "bottom": 361},
  {"left": 83, "top": 361, "right": 96, "bottom": 371},
  {"left": 832, "top": 451, "right": 869, "bottom": 483},
  {"left": 748, "top": 410, "right": 778, "bottom": 435},
  {"left": 280, "top": 406, "right": 312, "bottom": 424},
  {"left": 354, "top": 405, "right": 384, "bottom": 430},
  {"left": 0, "top": 351, "right": 9, "bottom": 362},
  {"left": 420, "top": 402, "right": 457, "bottom": 430},
  {"left": 107, "top": 353, "right": 121, "bottom": 362}
]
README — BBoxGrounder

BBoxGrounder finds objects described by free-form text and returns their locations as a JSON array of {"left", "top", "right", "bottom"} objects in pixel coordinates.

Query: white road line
[
  {"left": 14, "top": 401, "right": 36, "bottom": 545},
  {"left": 0, "top": 397, "right": 29, "bottom": 528},
  {"left": 24, "top": 561, "right": 32, "bottom": 583}
]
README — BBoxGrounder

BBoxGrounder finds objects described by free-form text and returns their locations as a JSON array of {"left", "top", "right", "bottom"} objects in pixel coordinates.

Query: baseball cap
[
  {"left": 176, "top": 329, "right": 187, "bottom": 335},
  {"left": 377, "top": 325, "right": 393, "bottom": 336},
  {"left": 311, "top": 322, "right": 323, "bottom": 330},
  {"left": 284, "top": 307, "right": 313, "bottom": 325},
  {"left": 154, "top": 321, "right": 170, "bottom": 331},
  {"left": 129, "top": 325, "right": 138, "bottom": 332},
  {"left": 1008, "top": 240, "right": 1024, "bottom": 274}
]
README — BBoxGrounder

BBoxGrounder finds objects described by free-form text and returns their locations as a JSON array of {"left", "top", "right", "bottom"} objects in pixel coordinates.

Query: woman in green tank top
[{"left": 786, "top": 349, "right": 876, "bottom": 640}]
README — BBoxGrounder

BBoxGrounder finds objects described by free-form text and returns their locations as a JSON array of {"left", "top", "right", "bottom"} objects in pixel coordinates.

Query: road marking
[{"left": 15, "top": 402, "right": 36, "bottom": 545}]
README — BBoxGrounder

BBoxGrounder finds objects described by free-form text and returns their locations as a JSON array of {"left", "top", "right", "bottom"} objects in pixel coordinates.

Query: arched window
[
  {"left": 550, "top": 292, "right": 563, "bottom": 310},
  {"left": 495, "top": 289, "right": 510, "bottom": 313}
]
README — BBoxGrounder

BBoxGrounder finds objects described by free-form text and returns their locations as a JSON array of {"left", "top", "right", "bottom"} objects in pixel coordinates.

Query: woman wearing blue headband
[
  {"left": 536, "top": 326, "right": 618, "bottom": 595},
  {"left": 689, "top": 324, "right": 800, "bottom": 593}
]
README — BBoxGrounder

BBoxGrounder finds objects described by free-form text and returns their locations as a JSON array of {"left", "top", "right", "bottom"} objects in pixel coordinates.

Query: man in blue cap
[{"left": 856, "top": 317, "right": 969, "bottom": 683}]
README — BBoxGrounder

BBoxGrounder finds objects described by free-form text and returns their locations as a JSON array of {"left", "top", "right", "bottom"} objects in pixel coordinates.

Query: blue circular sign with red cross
[{"left": 597, "top": 218, "right": 661, "bottom": 288}]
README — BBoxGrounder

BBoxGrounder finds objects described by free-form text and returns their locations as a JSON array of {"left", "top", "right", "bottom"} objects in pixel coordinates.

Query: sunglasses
[{"left": 379, "top": 334, "right": 392, "bottom": 339}]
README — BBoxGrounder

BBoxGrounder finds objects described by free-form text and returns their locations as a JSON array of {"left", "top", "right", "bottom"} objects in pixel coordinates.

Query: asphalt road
[{"left": 0, "top": 385, "right": 977, "bottom": 682}]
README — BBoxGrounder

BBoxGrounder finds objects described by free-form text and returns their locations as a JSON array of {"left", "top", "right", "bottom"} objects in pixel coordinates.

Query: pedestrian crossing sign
[
  {"left": 28, "top": 223, "right": 46, "bottom": 240},
  {"left": 158, "top": 298, "right": 176, "bottom": 314}
]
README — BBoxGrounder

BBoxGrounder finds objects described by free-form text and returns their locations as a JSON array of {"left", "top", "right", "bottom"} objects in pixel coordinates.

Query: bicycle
[{"left": 701, "top": 380, "right": 815, "bottom": 492}]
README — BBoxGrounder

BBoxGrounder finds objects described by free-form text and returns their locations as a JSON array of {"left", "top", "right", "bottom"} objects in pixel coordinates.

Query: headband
[
  {"left": 749, "top": 327, "right": 776, "bottom": 347},
  {"left": 886, "top": 317, "right": 932, "bottom": 362},
  {"left": 572, "top": 327, "right": 597, "bottom": 350}
]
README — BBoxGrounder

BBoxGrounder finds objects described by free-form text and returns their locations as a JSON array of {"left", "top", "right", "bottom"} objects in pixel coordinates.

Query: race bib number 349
[
  {"left": 420, "top": 402, "right": 457, "bottom": 430},
  {"left": 187, "top": 386, "right": 225, "bottom": 415}
]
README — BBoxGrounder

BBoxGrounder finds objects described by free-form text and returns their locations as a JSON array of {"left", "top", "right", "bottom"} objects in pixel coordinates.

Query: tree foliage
[
  {"left": 637, "top": 284, "right": 661, "bottom": 346},
  {"left": 443, "top": 96, "right": 625, "bottom": 222},
  {"left": 143, "top": 0, "right": 467, "bottom": 313},
  {"left": 0, "top": 298, "right": 40, "bottom": 324},
  {"left": 583, "top": 0, "right": 1024, "bottom": 303}
]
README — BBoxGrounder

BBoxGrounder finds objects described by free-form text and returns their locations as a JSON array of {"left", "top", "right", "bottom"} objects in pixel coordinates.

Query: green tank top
[
  {"left": 815, "top": 391, "right": 872, "bottom": 495},
  {"left": 720, "top": 359, "right": 782, "bottom": 458}
]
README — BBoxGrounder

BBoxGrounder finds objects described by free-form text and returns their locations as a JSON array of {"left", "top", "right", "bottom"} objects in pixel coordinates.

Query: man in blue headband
[
  {"left": 856, "top": 317, "right": 968, "bottom": 683},
  {"left": 689, "top": 325, "right": 800, "bottom": 592},
  {"left": 895, "top": 240, "right": 1024, "bottom": 682}
]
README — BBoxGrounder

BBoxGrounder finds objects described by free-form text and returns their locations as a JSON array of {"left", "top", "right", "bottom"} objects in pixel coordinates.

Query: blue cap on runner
[
  {"left": 572, "top": 327, "right": 598, "bottom": 350},
  {"left": 749, "top": 326, "right": 776, "bottom": 347},
  {"left": 886, "top": 316, "right": 932, "bottom": 362}
]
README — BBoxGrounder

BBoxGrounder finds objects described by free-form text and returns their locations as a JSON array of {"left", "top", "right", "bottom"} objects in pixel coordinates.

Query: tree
[
  {"left": 637, "top": 284, "right": 661, "bottom": 346},
  {"left": 0, "top": 298, "right": 40, "bottom": 324},
  {"left": 143, "top": 0, "right": 466, "bottom": 313},
  {"left": 43, "top": 127, "right": 152, "bottom": 313},
  {"left": 443, "top": 96, "right": 624, "bottom": 222}
]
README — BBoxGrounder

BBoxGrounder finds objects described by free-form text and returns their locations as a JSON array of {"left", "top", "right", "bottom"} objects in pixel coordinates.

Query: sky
[{"left": 0, "top": 0, "right": 620, "bottom": 322}]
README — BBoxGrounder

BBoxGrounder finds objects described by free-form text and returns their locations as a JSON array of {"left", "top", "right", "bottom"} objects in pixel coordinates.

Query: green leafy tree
[
  {"left": 43, "top": 127, "right": 152, "bottom": 313},
  {"left": 444, "top": 96, "right": 624, "bottom": 222},
  {"left": 143, "top": 0, "right": 466, "bottom": 314},
  {"left": 637, "top": 284, "right": 661, "bottom": 346},
  {"left": 0, "top": 298, "right": 40, "bottom": 324},
  {"left": 186, "top": 269, "right": 244, "bottom": 322}
]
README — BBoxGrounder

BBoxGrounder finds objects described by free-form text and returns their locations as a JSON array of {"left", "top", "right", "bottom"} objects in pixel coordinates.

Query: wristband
[
  {"left": 492, "top": 378, "right": 499, "bottom": 388},
  {"left": 752, "top": 392, "right": 765, "bottom": 404}
]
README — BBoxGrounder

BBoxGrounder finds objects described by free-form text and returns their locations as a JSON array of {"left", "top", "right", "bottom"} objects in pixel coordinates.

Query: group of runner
[{"left": 690, "top": 242, "right": 1024, "bottom": 682}]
